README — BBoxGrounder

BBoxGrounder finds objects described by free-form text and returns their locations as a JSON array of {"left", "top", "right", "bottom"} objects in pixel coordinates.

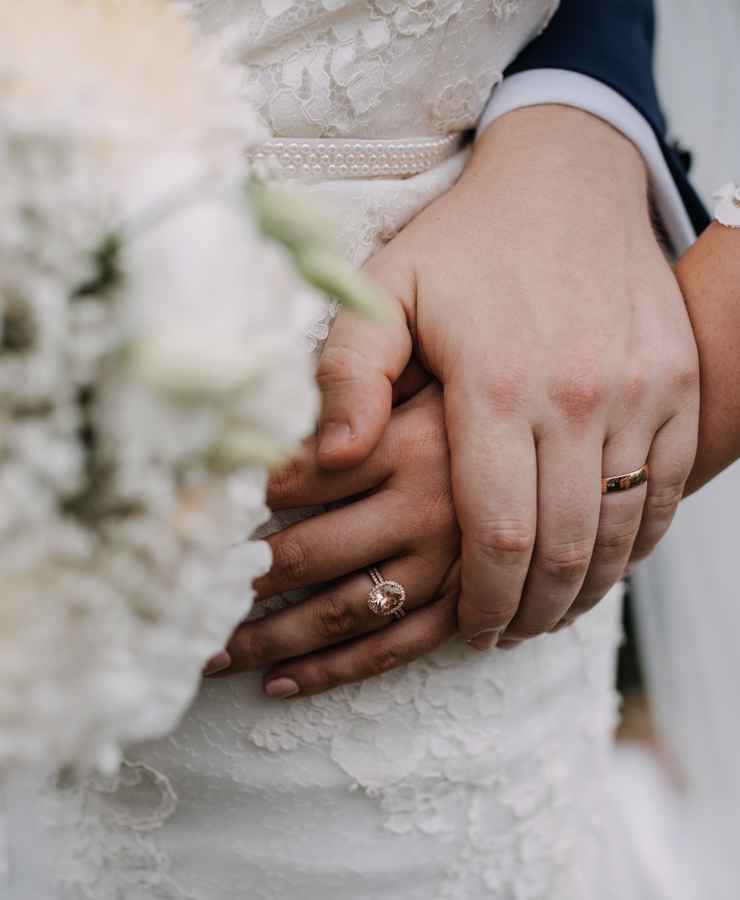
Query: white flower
[{"left": 0, "top": 0, "right": 322, "bottom": 773}]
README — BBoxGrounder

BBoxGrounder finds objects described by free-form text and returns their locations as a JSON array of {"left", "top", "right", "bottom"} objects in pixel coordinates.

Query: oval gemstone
[{"left": 368, "top": 580, "right": 405, "bottom": 616}]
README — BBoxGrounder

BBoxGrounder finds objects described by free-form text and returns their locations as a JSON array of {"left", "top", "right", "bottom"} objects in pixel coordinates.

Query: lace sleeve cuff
[{"left": 714, "top": 182, "right": 740, "bottom": 228}]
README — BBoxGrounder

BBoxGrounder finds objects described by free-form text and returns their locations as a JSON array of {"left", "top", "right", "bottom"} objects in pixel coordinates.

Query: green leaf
[
  {"left": 294, "top": 246, "right": 389, "bottom": 320},
  {"left": 249, "top": 180, "right": 387, "bottom": 319},
  {"left": 249, "top": 182, "right": 339, "bottom": 253}
]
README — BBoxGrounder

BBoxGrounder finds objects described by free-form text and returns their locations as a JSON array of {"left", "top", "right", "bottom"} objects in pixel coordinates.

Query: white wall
[
  {"left": 634, "top": 4, "right": 740, "bottom": 744},
  {"left": 655, "top": 0, "right": 740, "bottom": 201}
]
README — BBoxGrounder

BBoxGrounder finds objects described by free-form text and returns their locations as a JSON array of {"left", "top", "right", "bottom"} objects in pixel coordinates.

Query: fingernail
[
  {"left": 264, "top": 677, "right": 300, "bottom": 699},
  {"left": 319, "top": 422, "right": 353, "bottom": 457},
  {"left": 498, "top": 639, "right": 521, "bottom": 650},
  {"left": 203, "top": 650, "right": 231, "bottom": 677},
  {"left": 467, "top": 629, "right": 502, "bottom": 652}
]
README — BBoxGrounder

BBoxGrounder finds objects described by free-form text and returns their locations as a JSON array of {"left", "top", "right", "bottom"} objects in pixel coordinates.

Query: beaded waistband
[{"left": 246, "top": 134, "right": 464, "bottom": 180}]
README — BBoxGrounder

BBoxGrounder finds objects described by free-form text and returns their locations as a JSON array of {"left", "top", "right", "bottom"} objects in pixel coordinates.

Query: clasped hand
[{"left": 209, "top": 106, "right": 699, "bottom": 696}]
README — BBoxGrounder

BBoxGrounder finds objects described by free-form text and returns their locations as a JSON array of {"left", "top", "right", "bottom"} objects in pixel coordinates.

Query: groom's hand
[{"left": 316, "top": 105, "right": 699, "bottom": 648}]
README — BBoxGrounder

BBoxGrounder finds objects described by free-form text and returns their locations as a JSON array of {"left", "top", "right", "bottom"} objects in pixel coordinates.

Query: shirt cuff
[{"left": 478, "top": 69, "right": 695, "bottom": 255}]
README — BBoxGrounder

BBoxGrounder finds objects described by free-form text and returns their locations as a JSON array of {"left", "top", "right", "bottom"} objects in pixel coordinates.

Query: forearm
[{"left": 679, "top": 222, "right": 740, "bottom": 494}]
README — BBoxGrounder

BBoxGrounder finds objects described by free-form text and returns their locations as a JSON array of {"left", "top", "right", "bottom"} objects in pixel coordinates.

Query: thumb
[
  {"left": 317, "top": 300, "right": 411, "bottom": 470},
  {"left": 316, "top": 247, "right": 414, "bottom": 470}
]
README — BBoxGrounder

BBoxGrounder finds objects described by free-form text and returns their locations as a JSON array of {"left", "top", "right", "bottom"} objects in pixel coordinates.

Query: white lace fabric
[
  {"left": 713, "top": 181, "right": 740, "bottom": 227},
  {"left": 42, "top": 590, "right": 623, "bottom": 900},
  {"left": 2, "top": 2, "right": 636, "bottom": 898},
  {"left": 183, "top": 0, "right": 557, "bottom": 142}
]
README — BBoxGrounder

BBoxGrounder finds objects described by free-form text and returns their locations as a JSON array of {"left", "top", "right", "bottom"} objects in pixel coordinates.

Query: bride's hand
[
  {"left": 314, "top": 105, "right": 700, "bottom": 649},
  {"left": 210, "top": 382, "right": 462, "bottom": 694}
]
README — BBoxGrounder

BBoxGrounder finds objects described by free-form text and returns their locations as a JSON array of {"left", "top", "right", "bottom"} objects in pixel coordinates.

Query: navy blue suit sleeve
[{"left": 506, "top": 0, "right": 709, "bottom": 234}]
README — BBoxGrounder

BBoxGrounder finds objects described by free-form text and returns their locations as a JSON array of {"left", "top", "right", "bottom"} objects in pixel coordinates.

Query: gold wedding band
[{"left": 601, "top": 465, "right": 649, "bottom": 495}]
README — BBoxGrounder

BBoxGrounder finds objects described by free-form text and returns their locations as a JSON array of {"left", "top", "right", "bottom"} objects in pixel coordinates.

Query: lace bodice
[
  {"left": 180, "top": 0, "right": 558, "bottom": 140},
  {"left": 0, "top": 3, "right": 632, "bottom": 899}
]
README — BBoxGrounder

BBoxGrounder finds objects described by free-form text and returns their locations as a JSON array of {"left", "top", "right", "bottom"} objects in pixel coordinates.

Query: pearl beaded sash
[{"left": 246, "top": 134, "right": 464, "bottom": 180}]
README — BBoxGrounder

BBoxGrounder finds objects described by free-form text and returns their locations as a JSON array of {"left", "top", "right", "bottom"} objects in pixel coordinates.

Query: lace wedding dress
[{"left": 6, "top": 2, "right": 629, "bottom": 897}]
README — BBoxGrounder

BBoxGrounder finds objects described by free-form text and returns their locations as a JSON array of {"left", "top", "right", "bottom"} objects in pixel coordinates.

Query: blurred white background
[
  {"left": 628, "top": 10, "right": 740, "bottom": 898},
  {"left": 647, "top": 1, "right": 740, "bottom": 606},
  {"left": 656, "top": 0, "right": 740, "bottom": 201}
]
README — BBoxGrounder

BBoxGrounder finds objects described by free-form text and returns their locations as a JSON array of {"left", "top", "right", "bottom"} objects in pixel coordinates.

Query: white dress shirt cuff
[{"left": 478, "top": 69, "right": 695, "bottom": 255}]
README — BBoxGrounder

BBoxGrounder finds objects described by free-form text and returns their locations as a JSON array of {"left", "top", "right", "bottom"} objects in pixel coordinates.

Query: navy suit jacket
[{"left": 507, "top": 0, "right": 709, "bottom": 235}]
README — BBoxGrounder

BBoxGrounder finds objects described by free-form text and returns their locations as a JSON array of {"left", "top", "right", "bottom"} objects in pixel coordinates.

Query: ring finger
[
  {"left": 223, "top": 553, "right": 453, "bottom": 675},
  {"left": 255, "top": 489, "right": 414, "bottom": 599},
  {"left": 568, "top": 430, "right": 651, "bottom": 619},
  {"left": 631, "top": 411, "right": 698, "bottom": 561},
  {"left": 263, "top": 562, "right": 461, "bottom": 698}
]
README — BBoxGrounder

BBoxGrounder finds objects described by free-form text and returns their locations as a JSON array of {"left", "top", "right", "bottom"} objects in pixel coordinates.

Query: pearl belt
[{"left": 246, "top": 134, "right": 464, "bottom": 180}]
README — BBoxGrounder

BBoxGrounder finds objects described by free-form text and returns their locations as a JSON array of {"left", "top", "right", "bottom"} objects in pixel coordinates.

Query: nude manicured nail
[
  {"left": 498, "top": 640, "right": 521, "bottom": 651},
  {"left": 319, "top": 422, "right": 353, "bottom": 456},
  {"left": 467, "top": 629, "right": 502, "bottom": 652},
  {"left": 203, "top": 650, "right": 231, "bottom": 677},
  {"left": 265, "top": 677, "right": 300, "bottom": 699}
]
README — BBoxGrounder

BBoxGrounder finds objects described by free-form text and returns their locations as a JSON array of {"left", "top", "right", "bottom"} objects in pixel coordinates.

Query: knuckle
[
  {"left": 593, "top": 521, "right": 637, "bottom": 563},
  {"left": 632, "top": 480, "right": 687, "bottom": 560},
  {"left": 539, "top": 541, "right": 592, "bottom": 584},
  {"left": 461, "top": 594, "right": 517, "bottom": 629},
  {"left": 667, "top": 353, "right": 700, "bottom": 396},
  {"left": 314, "top": 592, "right": 360, "bottom": 639},
  {"left": 369, "top": 645, "right": 405, "bottom": 677},
  {"left": 268, "top": 456, "right": 304, "bottom": 502},
  {"left": 230, "top": 628, "right": 272, "bottom": 668},
  {"left": 316, "top": 344, "right": 367, "bottom": 390},
  {"left": 645, "top": 481, "right": 684, "bottom": 521},
  {"left": 549, "top": 365, "right": 607, "bottom": 424},
  {"left": 271, "top": 537, "right": 311, "bottom": 585},
  {"left": 484, "top": 367, "right": 530, "bottom": 415},
  {"left": 621, "top": 365, "right": 648, "bottom": 407},
  {"left": 297, "top": 662, "right": 332, "bottom": 695},
  {"left": 459, "top": 365, "right": 529, "bottom": 417},
  {"left": 473, "top": 520, "right": 535, "bottom": 565}
]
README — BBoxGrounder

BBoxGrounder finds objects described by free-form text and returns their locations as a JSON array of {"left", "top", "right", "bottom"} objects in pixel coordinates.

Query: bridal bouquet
[{"left": 0, "top": 0, "right": 376, "bottom": 775}]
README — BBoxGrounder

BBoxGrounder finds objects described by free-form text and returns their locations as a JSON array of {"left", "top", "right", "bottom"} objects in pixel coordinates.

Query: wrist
[{"left": 465, "top": 104, "right": 649, "bottom": 217}]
